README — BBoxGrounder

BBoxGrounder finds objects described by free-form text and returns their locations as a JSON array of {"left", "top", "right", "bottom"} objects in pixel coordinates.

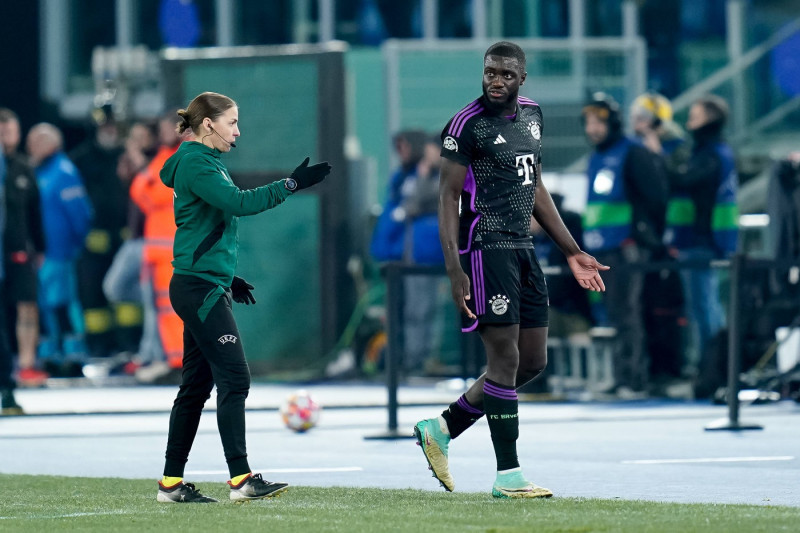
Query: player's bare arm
[
  {"left": 531, "top": 163, "right": 609, "bottom": 292},
  {"left": 439, "top": 157, "right": 476, "bottom": 319}
]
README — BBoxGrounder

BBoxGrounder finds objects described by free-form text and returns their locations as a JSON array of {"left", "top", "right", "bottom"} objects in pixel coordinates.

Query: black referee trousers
[{"left": 163, "top": 273, "right": 251, "bottom": 479}]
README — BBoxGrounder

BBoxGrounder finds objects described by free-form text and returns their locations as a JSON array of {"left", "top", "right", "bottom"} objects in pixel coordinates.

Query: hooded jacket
[{"left": 159, "top": 141, "right": 291, "bottom": 287}]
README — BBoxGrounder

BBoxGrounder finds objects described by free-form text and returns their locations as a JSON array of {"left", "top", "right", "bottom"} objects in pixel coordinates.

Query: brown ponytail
[
  {"left": 175, "top": 92, "right": 237, "bottom": 135},
  {"left": 176, "top": 109, "right": 192, "bottom": 134}
]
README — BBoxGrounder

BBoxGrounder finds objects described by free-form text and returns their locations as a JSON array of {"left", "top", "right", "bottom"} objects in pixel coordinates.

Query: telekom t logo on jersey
[{"left": 515, "top": 154, "right": 536, "bottom": 185}]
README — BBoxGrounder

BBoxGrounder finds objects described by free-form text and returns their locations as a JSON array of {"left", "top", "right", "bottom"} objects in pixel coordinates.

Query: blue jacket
[
  {"left": 665, "top": 141, "right": 738, "bottom": 256},
  {"left": 583, "top": 137, "right": 636, "bottom": 252},
  {"left": 370, "top": 167, "right": 444, "bottom": 265},
  {"left": 35, "top": 152, "right": 93, "bottom": 261},
  {"left": 370, "top": 168, "right": 408, "bottom": 262}
]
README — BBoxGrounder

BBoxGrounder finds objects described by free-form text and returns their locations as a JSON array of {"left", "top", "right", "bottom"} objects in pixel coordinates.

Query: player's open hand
[
  {"left": 567, "top": 252, "right": 609, "bottom": 292},
  {"left": 448, "top": 269, "right": 476, "bottom": 319}
]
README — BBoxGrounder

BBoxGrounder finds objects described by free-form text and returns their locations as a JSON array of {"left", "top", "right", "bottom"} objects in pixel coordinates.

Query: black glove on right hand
[
  {"left": 231, "top": 276, "right": 256, "bottom": 305},
  {"left": 290, "top": 157, "right": 332, "bottom": 190}
]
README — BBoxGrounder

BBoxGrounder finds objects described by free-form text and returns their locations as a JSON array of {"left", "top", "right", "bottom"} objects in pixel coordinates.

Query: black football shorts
[
  {"left": 458, "top": 247, "right": 549, "bottom": 332},
  {"left": 5, "top": 258, "right": 38, "bottom": 303}
]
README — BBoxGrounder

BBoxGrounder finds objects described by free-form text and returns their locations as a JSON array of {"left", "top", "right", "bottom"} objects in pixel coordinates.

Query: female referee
[{"left": 155, "top": 92, "right": 331, "bottom": 503}]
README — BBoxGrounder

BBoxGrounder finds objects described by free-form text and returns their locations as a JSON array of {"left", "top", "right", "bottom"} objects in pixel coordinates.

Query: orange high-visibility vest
[
  {"left": 130, "top": 144, "right": 183, "bottom": 367},
  {"left": 130, "top": 144, "right": 179, "bottom": 263}
]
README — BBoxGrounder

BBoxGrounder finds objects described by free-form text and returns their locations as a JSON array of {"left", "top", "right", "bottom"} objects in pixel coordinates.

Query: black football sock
[
  {"left": 441, "top": 394, "right": 484, "bottom": 439},
  {"left": 483, "top": 378, "right": 520, "bottom": 471}
]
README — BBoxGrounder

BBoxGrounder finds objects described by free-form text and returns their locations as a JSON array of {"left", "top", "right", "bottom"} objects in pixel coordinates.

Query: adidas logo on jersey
[{"left": 493, "top": 134, "right": 506, "bottom": 145}]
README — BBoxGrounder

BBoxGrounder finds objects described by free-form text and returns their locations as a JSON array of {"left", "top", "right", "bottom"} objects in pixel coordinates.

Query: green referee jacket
[{"left": 160, "top": 141, "right": 291, "bottom": 288}]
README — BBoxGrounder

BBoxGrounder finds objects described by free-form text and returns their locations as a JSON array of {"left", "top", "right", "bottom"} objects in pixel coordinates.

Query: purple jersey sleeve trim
[
  {"left": 448, "top": 99, "right": 481, "bottom": 136},
  {"left": 454, "top": 105, "right": 485, "bottom": 137},
  {"left": 518, "top": 96, "right": 538, "bottom": 106}
]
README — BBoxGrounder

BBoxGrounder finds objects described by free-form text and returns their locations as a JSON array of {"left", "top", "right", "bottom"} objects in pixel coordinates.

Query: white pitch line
[
  {"left": 0, "top": 511, "right": 128, "bottom": 520},
  {"left": 622, "top": 456, "right": 795, "bottom": 465},
  {"left": 260, "top": 467, "right": 364, "bottom": 474},
  {"left": 186, "top": 466, "right": 363, "bottom": 475}
]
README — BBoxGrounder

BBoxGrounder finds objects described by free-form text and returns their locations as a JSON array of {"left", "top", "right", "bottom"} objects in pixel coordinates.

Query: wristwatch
[{"left": 284, "top": 177, "right": 298, "bottom": 192}]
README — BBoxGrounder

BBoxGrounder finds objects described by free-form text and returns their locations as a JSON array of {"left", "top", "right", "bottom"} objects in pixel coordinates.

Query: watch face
[{"left": 285, "top": 178, "right": 298, "bottom": 191}]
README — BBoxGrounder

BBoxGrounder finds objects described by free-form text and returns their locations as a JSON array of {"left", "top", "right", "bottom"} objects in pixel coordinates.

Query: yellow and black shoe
[
  {"left": 228, "top": 473, "right": 289, "bottom": 501},
  {"left": 157, "top": 480, "right": 218, "bottom": 503}
]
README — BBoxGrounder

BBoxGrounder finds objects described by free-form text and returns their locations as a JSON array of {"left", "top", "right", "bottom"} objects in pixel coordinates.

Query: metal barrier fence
[
  {"left": 367, "top": 254, "right": 800, "bottom": 439},
  {"left": 382, "top": 37, "right": 647, "bottom": 172}
]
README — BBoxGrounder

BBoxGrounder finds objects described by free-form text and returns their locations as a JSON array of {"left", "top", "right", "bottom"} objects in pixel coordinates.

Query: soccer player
[
  {"left": 414, "top": 42, "right": 608, "bottom": 498},
  {"left": 156, "top": 92, "right": 331, "bottom": 503}
]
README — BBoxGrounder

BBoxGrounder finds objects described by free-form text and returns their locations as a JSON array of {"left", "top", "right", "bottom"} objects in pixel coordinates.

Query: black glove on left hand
[
  {"left": 290, "top": 157, "right": 332, "bottom": 190},
  {"left": 231, "top": 276, "right": 255, "bottom": 305}
]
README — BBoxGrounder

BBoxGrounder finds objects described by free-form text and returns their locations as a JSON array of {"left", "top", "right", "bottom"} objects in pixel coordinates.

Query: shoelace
[
  {"left": 249, "top": 473, "right": 266, "bottom": 485},
  {"left": 183, "top": 482, "right": 202, "bottom": 496}
]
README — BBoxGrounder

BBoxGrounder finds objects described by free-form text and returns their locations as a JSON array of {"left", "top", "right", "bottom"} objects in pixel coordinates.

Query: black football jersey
[{"left": 440, "top": 95, "right": 543, "bottom": 253}]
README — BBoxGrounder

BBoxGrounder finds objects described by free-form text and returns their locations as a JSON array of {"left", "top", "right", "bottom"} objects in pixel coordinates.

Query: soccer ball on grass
[{"left": 280, "top": 390, "right": 321, "bottom": 432}]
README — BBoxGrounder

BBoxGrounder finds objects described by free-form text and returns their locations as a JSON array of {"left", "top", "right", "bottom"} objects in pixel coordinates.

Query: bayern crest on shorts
[{"left": 489, "top": 294, "right": 510, "bottom": 315}]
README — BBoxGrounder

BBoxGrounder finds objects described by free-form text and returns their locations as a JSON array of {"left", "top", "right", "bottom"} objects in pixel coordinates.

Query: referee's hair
[
  {"left": 485, "top": 41, "right": 526, "bottom": 72},
  {"left": 177, "top": 92, "right": 237, "bottom": 135}
]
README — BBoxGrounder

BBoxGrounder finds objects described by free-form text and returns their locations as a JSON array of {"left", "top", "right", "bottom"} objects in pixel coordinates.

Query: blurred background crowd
[{"left": 1, "top": 0, "right": 800, "bottom": 415}]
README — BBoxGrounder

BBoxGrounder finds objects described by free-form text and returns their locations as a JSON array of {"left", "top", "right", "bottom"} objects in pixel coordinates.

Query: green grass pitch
[{"left": 0, "top": 474, "right": 797, "bottom": 532}]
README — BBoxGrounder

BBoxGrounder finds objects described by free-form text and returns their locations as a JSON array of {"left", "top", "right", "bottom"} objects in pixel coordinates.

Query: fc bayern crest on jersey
[
  {"left": 529, "top": 122, "right": 541, "bottom": 140},
  {"left": 443, "top": 136, "right": 458, "bottom": 152},
  {"left": 489, "top": 294, "right": 510, "bottom": 315}
]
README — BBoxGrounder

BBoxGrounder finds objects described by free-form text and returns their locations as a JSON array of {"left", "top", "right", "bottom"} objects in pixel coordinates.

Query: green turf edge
[{"left": 0, "top": 474, "right": 797, "bottom": 533}]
